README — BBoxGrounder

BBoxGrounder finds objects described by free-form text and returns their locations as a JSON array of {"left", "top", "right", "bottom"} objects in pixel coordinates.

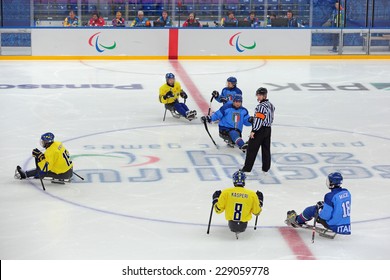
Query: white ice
[{"left": 0, "top": 59, "right": 389, "bottom": 260}]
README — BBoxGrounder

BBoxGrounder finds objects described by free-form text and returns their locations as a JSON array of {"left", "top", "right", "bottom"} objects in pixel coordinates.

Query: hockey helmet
[
  {"left": 232, "top": 170, "right": 246, "bottom": 187},
  {"left": 165, "top": 73, "right": 175, "bottom": 81},
  {"left": 40, "top": 132, "right": 55, "bottom": 148},
  {"left": 326, "top": 172, "right": 343, "bottom": 189},
  {"left": 256, "top": 87, "right": 268, "bottom": 95},
  {"left": 233, "top": 94, "right": 243, "bottom": 103},
  {"left": 227, "top": 76, "right": 237, "bottom": 85}
]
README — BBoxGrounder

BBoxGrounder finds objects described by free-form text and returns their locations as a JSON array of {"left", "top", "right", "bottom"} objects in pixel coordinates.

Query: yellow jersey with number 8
[{"left": 215, "top": 187, "right": 261, "bottom": 222}]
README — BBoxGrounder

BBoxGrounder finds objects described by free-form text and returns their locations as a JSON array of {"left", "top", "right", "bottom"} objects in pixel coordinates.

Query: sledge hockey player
[
  {"left": 211, "top": 76, "right": 243, "bottom": 105},
  {"left": 159, "top": 73, "right": 197, "bottom": 121},
  {"left": 285, "top": 172, "right": 351, "bottom": 236},
  {"left": 212, "top": 171, "right": 263, "bottom": 237},
  {"left": 201, "top": 95, "right": 252, "bottom": 152},
  {"left": 14, "top": 132, "right": 73, "bottom": 182}
]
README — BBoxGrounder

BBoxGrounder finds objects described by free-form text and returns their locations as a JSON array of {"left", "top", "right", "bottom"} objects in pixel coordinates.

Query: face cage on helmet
[
  {"left": 40, "top": 139, "right": 46, "bottom": 148},
  {"left": 40, "top": 139, "right": 53, "bottom": 148},
  {"left": 326, "top": 177, "right": 340, "bottom": 189}
]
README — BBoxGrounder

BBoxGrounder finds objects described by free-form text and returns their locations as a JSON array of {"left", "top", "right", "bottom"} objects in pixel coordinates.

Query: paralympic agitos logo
[
  {"left": 229, "top": 32, "right": 256, "bottom": 53},
  {"left": 88, "top": 32, "right": 117, "bottom": 53}
]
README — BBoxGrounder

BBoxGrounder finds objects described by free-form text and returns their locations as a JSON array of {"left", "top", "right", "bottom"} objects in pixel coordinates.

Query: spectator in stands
[
  {"left": 244, "top": 11, "right": 259, "bottom": 28},
  {"left": 266, "top": 14, "right": 277, "bottom": 27},
  {"left": 286, "top": 10, "right": 298, "bottom": 27},
  {"left": 130, "top": 10, "right": 151, "bottom": 27},
  {"left": 89, "top": 12, "right": 105, "bottom": 27},
  {"left": 182, "top": 13, "right": 201, "bottom": 28},
  {"left": 112, "top": 11, "right": 125, "bottom": 27},
  {"left": 221, "top": 11, "right": 238, "bottom": 27},
  {"left": 63, "top": 10, "right": 78, "bottom": 27},
  {"left": 156, "top": 10, "right": 172, "bottom": 27}
]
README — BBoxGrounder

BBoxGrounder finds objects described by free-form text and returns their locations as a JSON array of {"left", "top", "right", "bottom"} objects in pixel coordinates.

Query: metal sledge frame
[
  {"left": 163, "top": 99, "right": 189, "bottom": 121},
  {"left": 285, "top": 218, "right": 337, "bottom": 240},
  {"left": 219, "top": 129, "right": 243, "bottom": 148},
  {"left": 44, "top": 171, "right": 84, "bottom": 185},
  {"left": 163, "top": 103, "right": 181, "bottom": 121}
]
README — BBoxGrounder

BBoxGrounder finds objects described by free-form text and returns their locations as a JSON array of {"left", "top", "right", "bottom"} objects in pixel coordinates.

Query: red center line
[
  {"left": 279, "top": 227, "right": 316, "bottom": 260},
  {"left": 169, "top": 60, "right": 210, "bottom": 116}
]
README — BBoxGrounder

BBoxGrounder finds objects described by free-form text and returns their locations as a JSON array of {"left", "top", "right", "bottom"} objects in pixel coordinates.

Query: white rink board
[
  {"left": 31, "top": 28, "right": 169, "bottom": 56},
  {"left": 178, "top": 29, "right": 311, "bottom": 56},
  {"left": 30, "top": 28, "right": 311, "bottom": 57}
]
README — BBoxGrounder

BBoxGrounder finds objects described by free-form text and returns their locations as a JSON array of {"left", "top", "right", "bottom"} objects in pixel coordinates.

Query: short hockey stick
[
  {"left": 254, "top": 215, "right": 259, "bottom": 230},
  {"left": 312, "top": 208, "right": 319, "bottom": 243},
  {"left": 38, "top": 163, "right": 48, "bottom": 191},
  {"left": 207, "top": 201, "right": 215, "bottom": 234},
  {"left": 208, "top": 96, "right": 214, "bottom": 116},
  {"left": 202, "top": 118, "right": 218, "bottom": 148},
  {"left": 73, "top": 171, "right": 85, "bottom": 181}
]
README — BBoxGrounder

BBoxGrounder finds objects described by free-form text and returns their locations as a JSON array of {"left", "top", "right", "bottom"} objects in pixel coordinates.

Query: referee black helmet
[{"left": 256, "top": 87, "right": 268, "bottom": 96}]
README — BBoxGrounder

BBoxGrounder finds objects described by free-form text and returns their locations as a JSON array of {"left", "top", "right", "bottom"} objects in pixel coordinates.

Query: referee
[{"left": 241, "top": 87, "right": 275, "bottom": 173}]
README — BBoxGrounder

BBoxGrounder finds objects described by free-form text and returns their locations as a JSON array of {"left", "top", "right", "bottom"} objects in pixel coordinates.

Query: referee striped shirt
[{"left": 252, "top": 99, "right": 275, "bottom": 132}]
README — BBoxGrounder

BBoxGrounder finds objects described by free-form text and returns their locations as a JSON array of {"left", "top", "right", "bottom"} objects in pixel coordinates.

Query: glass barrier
[
  {"left": 0, "top": 1, "right": 388, "bottom": 29},
  {"left": 25, "top": 0, "right": 312, "bottom": 28}
]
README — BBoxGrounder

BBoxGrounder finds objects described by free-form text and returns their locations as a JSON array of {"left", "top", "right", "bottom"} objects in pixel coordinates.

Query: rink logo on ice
[
  {"left": 72, "top": 151, "right": 161, "bottom": 183},
  {"left": 229, "top": 32, "right": 256, "bottom": 53},
  {"left": 370, "top": 83, "right": 390, "bottom": 90},
  {"left": 88, "top": 32, "right": 117, "bottom": 53},
  {"left": 73, "top": 151, "right": 159, "bottom": 168}
]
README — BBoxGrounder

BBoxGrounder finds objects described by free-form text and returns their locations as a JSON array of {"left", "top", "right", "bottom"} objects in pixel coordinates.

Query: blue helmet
[
  {"left": 232, "top": 170, "right": 246, "bottom": 187},
  {"left": 40, "top": 132, "right": 54, "bottom": 148},
  {"left": 233, "top": 94, "right": 242, "bottom": 103},
  {"left": 227, "top": 76, "right": 237, "bottom": 85},
  {"left": 326, "top": 172, "right": 343, "bottom": 189},
  {"left": 165, "top": 73, "right": 175, "bottom": 81}
]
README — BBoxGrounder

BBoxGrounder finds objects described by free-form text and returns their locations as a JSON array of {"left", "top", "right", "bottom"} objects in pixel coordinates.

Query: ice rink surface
[{"left": 0, "top": 59, "right": 389, "bottom": 260}]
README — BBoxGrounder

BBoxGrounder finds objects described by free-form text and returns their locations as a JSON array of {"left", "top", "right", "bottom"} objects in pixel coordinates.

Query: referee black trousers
[{"left": 242, "top": 126, "right": 271, "bottom": 173}]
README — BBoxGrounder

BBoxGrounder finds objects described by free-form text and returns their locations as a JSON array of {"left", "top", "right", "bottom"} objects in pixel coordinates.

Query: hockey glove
[
  {"left": 316, "top": 201, "right": 324, "bottom": 210},
  {"left": 163, "top": 91, "right": 174, "bottom": 100},
  {"left": 211, "top": 90, "right": 219, "bottom": 98},
  {"left": 201, "top": 116, "right": 211, "bottom": 123},
  {"left": 256, "top": 191, "right": 264, "bottom": 207},
  {"left": 32, "top": 148, "right": 45, "bottom": 162},
  {"left": 220, "top": 97, "right": 227, "bottom": 104},
  {"left": 180, "top": 90, "right": 188, "bottom": 99},
  {"left": 248, "top": 116, "right": 254, "bottom": 124},
  {"left": 212, "top": 190, "right": 221, "bottom": 204}
]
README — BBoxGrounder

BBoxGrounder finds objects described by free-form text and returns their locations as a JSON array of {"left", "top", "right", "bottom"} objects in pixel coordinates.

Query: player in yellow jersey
[
  {"left": 159, "top": 73, "right": 197, "bottom": 121},
  {"left": 213, "top": 171, "right": 263, "bottom": 234},
  {"left": 14, "top": 132, "right": 73, "bottom": 181}
]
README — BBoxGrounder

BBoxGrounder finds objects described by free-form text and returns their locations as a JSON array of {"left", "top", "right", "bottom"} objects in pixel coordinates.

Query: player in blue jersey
[
  {"left": 211, "top": 77, "right": 242, "bottom": 104},
  {"left": 201, "top": 95, "right": 252, "bottom": 151},
  {"left": 286, "top": 172, "right": 351, "bottom": 235}
]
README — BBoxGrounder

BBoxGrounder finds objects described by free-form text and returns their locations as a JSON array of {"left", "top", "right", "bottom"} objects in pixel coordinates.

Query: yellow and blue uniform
[
  {"left": 38, "top": 141, "right": 73, "bottom": 175},
  {"left": 215, "top": 186, "right": 261, "bottom": 222},
  {"left": 159, "top": 81, "right": 182, "bottom": 104},
  {"left": 159, "top": 81, "right": 192, "bottom": 118}
]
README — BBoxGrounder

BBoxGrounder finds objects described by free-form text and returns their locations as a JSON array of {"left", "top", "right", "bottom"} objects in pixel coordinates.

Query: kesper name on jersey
[{"left": 231, "top": 193, "right": 248, "bottom": 198}]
